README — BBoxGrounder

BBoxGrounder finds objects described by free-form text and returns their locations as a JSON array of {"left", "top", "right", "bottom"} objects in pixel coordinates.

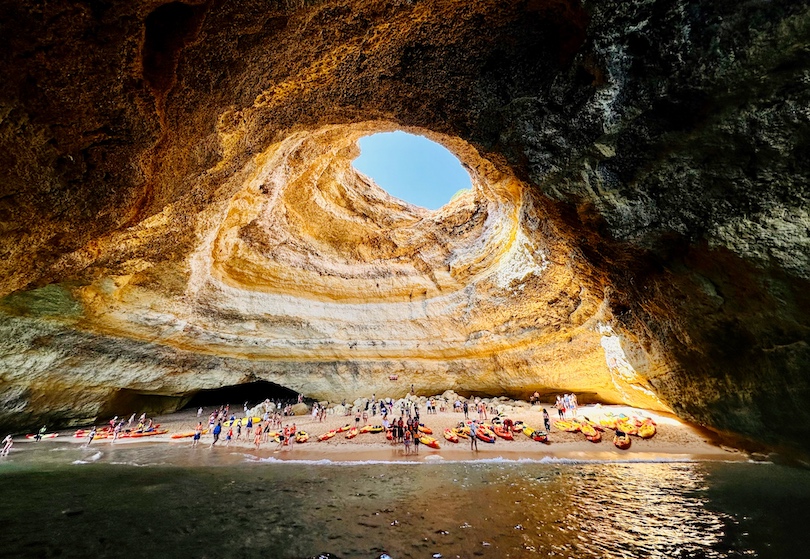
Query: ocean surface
[{"left": 1, "top": 442, "right": 809, "bottom": 558}]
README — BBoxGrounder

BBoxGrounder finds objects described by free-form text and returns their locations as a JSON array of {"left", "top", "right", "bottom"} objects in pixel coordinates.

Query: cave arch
[{"left": 0, "top": 0, "right": 808, "bottom": 455}]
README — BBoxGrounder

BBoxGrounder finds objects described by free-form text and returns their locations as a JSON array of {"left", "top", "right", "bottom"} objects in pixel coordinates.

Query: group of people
[
  {"left": 384, "top": 416, "right": 425, "bottom": 455},
  {"left": 555, "top": 394, "right": 578, "bottom": 419}
]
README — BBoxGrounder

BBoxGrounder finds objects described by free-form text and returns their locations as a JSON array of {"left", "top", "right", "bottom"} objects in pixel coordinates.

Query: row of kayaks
[
  {"left": 73, "top": 426, "right": 168, "bottom": 440},
  {"left": 552, "top": 415, "right": 657, "bottom": 449}
]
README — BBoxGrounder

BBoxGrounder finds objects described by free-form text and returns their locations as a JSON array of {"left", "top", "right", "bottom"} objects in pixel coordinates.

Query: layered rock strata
[{"left": 0, "top": 0, "right": 808, "bottom": 453}]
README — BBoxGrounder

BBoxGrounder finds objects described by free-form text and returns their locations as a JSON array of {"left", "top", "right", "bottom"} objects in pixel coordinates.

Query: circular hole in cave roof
[{"left": 352, "top": 131, "right": 472, "bottom": 210}]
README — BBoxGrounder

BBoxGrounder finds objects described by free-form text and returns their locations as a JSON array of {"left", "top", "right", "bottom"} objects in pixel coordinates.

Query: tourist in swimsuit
[
  {"left": 192, "top": 422, "right": 202, "bottom": 447},
  {"left": 403, "top": 429, "right": 411, "bottom": 455},
  {"left": 543, "top": 409, "right": 551, "bottom": 432},
  {"left": 2, "top": 434, "right": 13, "bottom": 456}
]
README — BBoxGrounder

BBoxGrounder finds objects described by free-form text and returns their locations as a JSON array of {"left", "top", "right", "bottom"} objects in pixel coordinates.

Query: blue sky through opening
[{"left": 352, "top": 131, "right": 471, "bottom": 210}]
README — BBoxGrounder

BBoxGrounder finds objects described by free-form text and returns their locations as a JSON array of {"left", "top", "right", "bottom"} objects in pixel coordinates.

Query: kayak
[
  {"left": 584, "top": 429, "right": 602, "bottom": 443},
  {"left": 360, "top": 425, "right": 383, "bottom": 434},
  {"left": 318, "top": 430, "right": 337, "bottom": 441},
  {"left": 475, "top": 427, "right": 496, "bottom": 444},
  {"left": 26, "top": 433, "right": 58, "bottom": 439},
  {"left": 419, "top": 436, "right": 440, "bottom": 449},
  {"left": 511, "top": 420, "right": 525, "bottom": 432},
  {"left": 345, "top": 427, "right": 359, "bottom": 439},
  {"left": 335, "top": 424, "right": 352, "bottom": 433},
  {"left": 454, "top": 426, "right": 470, "bottom": 439},
  {"left": 638, "top": 423, "right": 656, "bottom": 439},
  {"left": 523, "top": 426, "right": 548, "bottom": 443},
  {"left": 554, "top": 420, "right": 581, "bottom": 432},
  {"left": 127, "top": 429, "right": 168, "bottom": 438},
  {"left": 417, "top": 425, "right": 433, "bottom": 435},
  {"left": 580, "top": 423, "right": 597, "bottom": 437},
  {"left": 295, "top": 431, "right": 309, "bottom": 443},
  {"left": 599, "top": 417, "right": 618, "bottom": 430},
  {"left": 613, "top": 433, "right": 631, "bottom": 449},
  {"left": 443, "top": 429, "right": 459, "bottom": 443},
  {"left": 616, "top": 422, "right": 638, "bottom": 436},
  {"left": 493, "top": 426, "right": 514, "bottom": 441}
]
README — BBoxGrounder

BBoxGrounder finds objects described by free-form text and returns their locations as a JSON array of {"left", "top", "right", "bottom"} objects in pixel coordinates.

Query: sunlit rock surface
[{"left": 0, "top": 0, "right": 808, "bottom": 453}]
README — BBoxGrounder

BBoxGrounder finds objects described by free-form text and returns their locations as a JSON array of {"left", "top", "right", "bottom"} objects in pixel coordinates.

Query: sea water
[{"left": 1, "top": 442, "right": 809, "bottom": 558}]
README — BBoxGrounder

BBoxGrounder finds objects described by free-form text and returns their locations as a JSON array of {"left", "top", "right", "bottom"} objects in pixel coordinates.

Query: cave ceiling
[{"left": 0, "top": 0, "right": 809, "bottom": 453}]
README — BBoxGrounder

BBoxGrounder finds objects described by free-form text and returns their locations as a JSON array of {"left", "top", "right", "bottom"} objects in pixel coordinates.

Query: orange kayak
[
  {"left": 345, "top": 427, "right": 359, "bottom": 439},
  {"left": 318, "top": 430, "right": 337, "bottom": 441},
  {"left": 493, "top": 426, "right": 514, "bottom": 440},
  {"left": 417, "top": 425, "right": 433, "bottom": 435}
]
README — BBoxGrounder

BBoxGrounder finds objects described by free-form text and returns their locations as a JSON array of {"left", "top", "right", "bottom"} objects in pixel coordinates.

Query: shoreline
[{"left": 13, "top": 402, "right": 750, "bottom": 464}]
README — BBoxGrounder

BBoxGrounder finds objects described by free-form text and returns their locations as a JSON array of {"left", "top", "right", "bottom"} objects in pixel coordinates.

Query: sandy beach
[{"left": 35, "top": 401, "right": 746, "bottom": 463}]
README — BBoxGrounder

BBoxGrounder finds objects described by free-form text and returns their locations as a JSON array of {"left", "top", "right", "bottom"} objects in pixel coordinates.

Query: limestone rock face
[{"left": 0, "top": 0, "right": 808, "bottom": 453}]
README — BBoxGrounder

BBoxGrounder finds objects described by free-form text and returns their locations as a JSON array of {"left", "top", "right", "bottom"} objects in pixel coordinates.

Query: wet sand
[{"left": 35, "top": 403, "right": 746, "bottom": 463}]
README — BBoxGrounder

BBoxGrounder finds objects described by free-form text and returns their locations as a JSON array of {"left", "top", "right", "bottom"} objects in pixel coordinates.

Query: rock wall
[{"left": 0, "top": 0, "right": 808, "bottom": 452}]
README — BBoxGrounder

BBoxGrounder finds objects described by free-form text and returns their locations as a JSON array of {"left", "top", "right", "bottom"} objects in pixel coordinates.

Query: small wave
[{"left": 72, "top": 451, "right": 103, "bottom": 465}]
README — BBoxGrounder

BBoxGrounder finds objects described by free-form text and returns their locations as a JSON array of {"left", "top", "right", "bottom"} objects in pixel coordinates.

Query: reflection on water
[{"left": 1, "top": 444, "right": 808, "bottom": 558}]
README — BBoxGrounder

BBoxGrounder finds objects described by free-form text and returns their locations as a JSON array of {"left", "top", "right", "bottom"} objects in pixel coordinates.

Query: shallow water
[{"left": 1, "top": 443, "right": 809, "bottom": 558}]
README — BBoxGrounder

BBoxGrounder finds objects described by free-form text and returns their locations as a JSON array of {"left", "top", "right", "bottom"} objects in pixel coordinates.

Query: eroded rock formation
[{"left": 0, "top": 0, "right": 808, "bottom": 453}]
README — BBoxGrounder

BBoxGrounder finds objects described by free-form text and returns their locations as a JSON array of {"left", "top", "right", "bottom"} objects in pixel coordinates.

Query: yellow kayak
[
  {"left": 638, "top": 423, "right": 656, "bottom": 439},
  {"left": 554, "top": 420, "right": 580, "bottom": 432}
]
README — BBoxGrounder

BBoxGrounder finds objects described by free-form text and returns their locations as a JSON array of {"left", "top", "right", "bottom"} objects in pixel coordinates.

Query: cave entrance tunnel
[{"left": 183, "top": 380, "right": 301, "bottom": 411}]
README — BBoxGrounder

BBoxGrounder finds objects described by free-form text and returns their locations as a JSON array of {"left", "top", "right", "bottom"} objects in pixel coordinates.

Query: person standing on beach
[
  {"left": 463, "top": 401, "right": 469, "bottom": 419},
  {"left": 1, "top": 434, "right": 13, "bottom": 456},
  {"left": 543, "top": 409, "right": 551, "bottom": 432},
  {"left": 470, "top": 424, "right": 478, "bottom": 451},
  {"left": 210, "top": 421, "right": 222, "bottom": 447},
  {"left": 403, "top": 428, "right": 411, "bottom": 455},
  {"left": 192, "top": 422, "right": 202, "bottom": 447}
]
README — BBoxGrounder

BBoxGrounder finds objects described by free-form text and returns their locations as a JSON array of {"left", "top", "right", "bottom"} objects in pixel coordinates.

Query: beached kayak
[
  {"left": 345, "top": 427, "right": 359, "bottom": 439},
  {"left": 126, "top": 429, "right": 168, "bottom": 438},
  {"left": 335, "top": 424, "right": 352, "bottom": 433},
  {"left": 638, "top": 423, "right": 656, "bottom": 439},
  {"left": 599, "top": 417, "right": 618, "bottom": 430},
  {"left": 475, "top": 427, "right": 496, "bottom": 443},
  {"left": 522, "top": 426, "right": 548, "bottom": 443},
  {"left": 511, "top": 420, "right": 525, "bottom": 433},
  {"left": 586, "top": 431, "right": 602, "bottom": 443},
  {"left": 417, "top": 425, "right": 433, "bottom": 435},
  {"left": 443, "top": 429, "right": 459, "bottom": 443},
  {"left": 616, "top": 422, "right": 638, "bottom": 436},
  {"left": 294, "top": 431, "right": 309, "bottom": 443},
  {"left": 419, "top": 436, "right": 440, "bottom": 449},
  {"left": 613, "top": 433, "right": 631, "bottom": 449},
  {"left": 318, "top": 430, "right": 337, "bottom": 441},
  {"left": 554, "top": 420, "right": 581, "bottom": 432},
  {"left": 493, "top": 426, "right": 514, "bottom": 440},
  {"left": 360, "top": 425, "right": 383, "bottom": 434}
]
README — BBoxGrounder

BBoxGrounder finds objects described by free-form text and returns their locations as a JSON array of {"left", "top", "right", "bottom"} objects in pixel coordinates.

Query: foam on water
[{"left": 72, "top": 451, "right": 102, "bottom": 464}]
